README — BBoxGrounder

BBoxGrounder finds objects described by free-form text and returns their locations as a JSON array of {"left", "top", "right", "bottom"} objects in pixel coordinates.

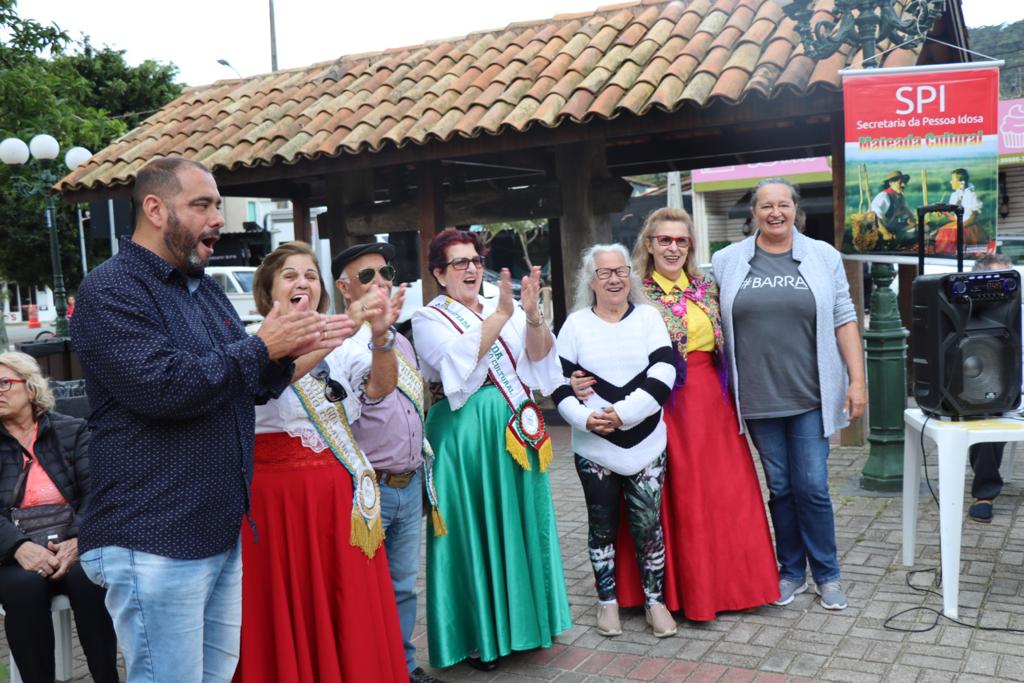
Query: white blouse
[
  {"left": 411, "top": 295, "right": 563, "bottom": 410},
  {"left": 254, "top": 346, "right": 361, "bottom": 454}
]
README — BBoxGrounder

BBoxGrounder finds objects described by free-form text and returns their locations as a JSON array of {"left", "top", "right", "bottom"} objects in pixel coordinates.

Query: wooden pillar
[
  {"left": 417, "top": 162, "right": 444, "bottom": 304},
  {"left": 547, "top": 217, "right": 567, "bottom": 332},
  {"left": 833, "top": 112, "right": 865, "bottom": 446},
  {"left": 321, "top": 171, "right": 374, "bottom": 311},
  {"left": 555, "top": 141, "right": 614, "bottom": 315},
  {"left": 292, "top": 194, "right": 311, "bottom": 244}
]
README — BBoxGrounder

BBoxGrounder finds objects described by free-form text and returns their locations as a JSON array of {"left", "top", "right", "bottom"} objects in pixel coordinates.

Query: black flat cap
[{"left": 331, "top": 242, "right": 396, "bottom": 280}]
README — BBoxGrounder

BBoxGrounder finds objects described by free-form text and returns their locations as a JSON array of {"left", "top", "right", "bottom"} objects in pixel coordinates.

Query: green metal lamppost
[
  {"left": 0, "top": 135, "right": 92, "bottom": 339},
  {"left": 783, "top": 0, "right": 944, "bottom": 491}
]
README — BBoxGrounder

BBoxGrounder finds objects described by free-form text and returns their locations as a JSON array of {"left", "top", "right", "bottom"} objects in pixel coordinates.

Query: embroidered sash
[
  {"left": 394, "top": 348, "right": 447, "bottom": 536},
  {"left": 428, "top": 296, "right": 553, "bottom": 471},
  {"left": 291, "top": 374, "right": 384, "bottom": 558}
]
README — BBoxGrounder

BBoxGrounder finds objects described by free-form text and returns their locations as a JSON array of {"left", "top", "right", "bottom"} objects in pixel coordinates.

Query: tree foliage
[{"left": 0, "top": 2, "right": 183, "bottom": 289}]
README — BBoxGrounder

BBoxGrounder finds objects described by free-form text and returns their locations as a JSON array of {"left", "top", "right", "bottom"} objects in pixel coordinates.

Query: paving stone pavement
[{"left": 7, "top": 425, "right": 1024, "bottom": 681}]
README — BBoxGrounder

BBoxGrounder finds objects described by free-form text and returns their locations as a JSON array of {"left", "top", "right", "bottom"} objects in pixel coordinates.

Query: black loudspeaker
[{"left": 912, "top": 270, "right": 1022, "bottom": 418}]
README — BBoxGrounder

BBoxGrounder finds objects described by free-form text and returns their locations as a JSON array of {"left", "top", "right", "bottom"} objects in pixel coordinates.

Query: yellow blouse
[{"left": 651, "top": 271, "right": 715, "bottom": 353}]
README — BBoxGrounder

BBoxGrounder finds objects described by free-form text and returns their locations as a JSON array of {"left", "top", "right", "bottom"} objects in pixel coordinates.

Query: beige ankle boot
[
  {"left": 596, "top": 602, "right": 622, "bottom": 636},
  {"left": 645, "top": 603, "right": 677, "bottom": 638}
]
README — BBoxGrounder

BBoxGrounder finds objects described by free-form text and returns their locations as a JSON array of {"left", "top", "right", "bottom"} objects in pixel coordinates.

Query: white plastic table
[{"left": 902, "top": 408, "right": 1024, "bottom": 618}]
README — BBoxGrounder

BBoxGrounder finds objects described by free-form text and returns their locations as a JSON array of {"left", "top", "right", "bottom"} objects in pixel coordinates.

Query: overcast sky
[{"left": 16, "top": 0, "right": 1024, "bottom": 87}]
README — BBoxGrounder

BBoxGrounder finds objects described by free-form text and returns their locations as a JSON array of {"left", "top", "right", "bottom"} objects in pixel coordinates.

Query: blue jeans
[
  {"left": 80, "top": 540, "right": 242, "bottom": 683},
  {"left": 380, "top": 469, "right": 423, "bottom": 673},
  {"left": 745, "top": 409, "right": 841, "bottom": 585}
]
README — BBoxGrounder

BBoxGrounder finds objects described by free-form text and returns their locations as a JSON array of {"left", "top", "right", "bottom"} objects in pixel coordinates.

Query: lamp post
[
  {"left": 782, "top": 0, "right": 943, "bottom": 491},
  {"left": 0, "top": 135, "right": 92, "bottom": 339}
]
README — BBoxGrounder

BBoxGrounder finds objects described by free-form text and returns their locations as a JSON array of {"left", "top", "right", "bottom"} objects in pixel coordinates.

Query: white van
[{"left": 207, "top": 266, "right": 262, "bottom": 322}]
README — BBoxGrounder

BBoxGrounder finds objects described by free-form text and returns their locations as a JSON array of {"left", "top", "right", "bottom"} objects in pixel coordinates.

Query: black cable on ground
[{"left": 886, "top": 417, "right": 1024, "bottom": 634}]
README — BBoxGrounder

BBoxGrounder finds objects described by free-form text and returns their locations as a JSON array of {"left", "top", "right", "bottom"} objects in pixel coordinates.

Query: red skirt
[
  {"left": 613, "top": 352, "right": 780, "bottom": 620},
  {"left": 233, "top": 433, "right": 407, "bottom": 683}
]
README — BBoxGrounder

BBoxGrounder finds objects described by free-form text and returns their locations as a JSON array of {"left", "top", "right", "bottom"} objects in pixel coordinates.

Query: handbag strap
[{"left": 11, "top": 454, "right": 32, "bottom": 510}]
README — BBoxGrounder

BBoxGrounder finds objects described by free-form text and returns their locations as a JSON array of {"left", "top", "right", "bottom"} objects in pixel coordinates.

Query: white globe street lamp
[{"left": 1, "top": 135, "right": 92, "bottom": 338}]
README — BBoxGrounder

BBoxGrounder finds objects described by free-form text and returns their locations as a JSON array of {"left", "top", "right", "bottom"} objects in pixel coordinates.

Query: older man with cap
[
  {"left": 870, "top": 170, "right": 916, "bottom": 247},
  {"left": 332, "top": 242, "right": 447, "bottom": 683}
]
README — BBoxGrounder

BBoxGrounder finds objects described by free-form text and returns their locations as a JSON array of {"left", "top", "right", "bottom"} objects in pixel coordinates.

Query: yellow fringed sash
[
  {"left": 292, "top": 374, "right": 384, "bottom": 558},
  {"left": 428, "top": 297, "right": 553, "bottom": 472},
  {"left": 394, "top": 349, "right": 447, "bottom": 536}
]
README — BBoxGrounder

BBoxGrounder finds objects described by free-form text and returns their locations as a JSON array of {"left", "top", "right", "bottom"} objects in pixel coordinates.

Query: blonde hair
[
  {"left": 0, "top": 351, "right": 55, "bottom": 419},
  {"left": 631, "top": 207, "right": 701, "bottom": 280}
]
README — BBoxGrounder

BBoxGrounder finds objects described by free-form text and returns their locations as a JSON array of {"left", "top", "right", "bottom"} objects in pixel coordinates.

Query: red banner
[{"left": 841, "top": 64, "right": 1000, "bottom": 256}]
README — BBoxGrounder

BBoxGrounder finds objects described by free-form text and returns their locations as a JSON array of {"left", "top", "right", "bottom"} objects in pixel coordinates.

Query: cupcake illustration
[{"left": 1003, "top": 103, "right": 1024, "bottom": 149}]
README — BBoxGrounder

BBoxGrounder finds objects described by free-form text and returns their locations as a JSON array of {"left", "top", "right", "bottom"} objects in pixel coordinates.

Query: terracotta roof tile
[
  {"left": 619, "top": 80, "right": 657, "bottom": 114},
  {"left": 58, "top": 0, "right": 936, "bottom": 194}
]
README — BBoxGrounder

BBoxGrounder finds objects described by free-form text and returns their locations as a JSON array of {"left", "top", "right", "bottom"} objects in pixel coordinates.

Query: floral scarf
[{"left": 642, "top": 274, "right": 728, "bottom": 396}]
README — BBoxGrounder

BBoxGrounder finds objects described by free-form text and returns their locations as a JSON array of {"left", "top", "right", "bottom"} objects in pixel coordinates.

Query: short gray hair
[
  {"left": 750, "top": 177, "right": 801, "bottom": 212},
  {"left": 973, "top": 253, "right": 1014, "bottom": 272},
  {"left": 571, "top": 243, "right": 646, "bottom": 312},
  {"left": 0, "top": 351, "right": 54, "bottom": 419}
]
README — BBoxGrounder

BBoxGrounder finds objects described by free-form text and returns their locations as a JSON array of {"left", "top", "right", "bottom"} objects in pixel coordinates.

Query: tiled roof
[{"left": 57, "top": 0, "right": 926, "bottom": 194}]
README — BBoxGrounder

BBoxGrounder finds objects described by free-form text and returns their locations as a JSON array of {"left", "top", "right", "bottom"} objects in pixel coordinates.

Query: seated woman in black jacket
[{"left": 0, "top": 351, "right": 117, "bottom": 683}]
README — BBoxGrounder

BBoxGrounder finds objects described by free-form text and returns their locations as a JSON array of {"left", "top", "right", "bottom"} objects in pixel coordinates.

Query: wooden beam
[
  {"left": 547, "top": 217, "right": 568, "bottom": 332},
  {"left": 343, "top": 178, "right": 631, "bottom": 235},
  {"left": 292, "top": 194, "right": 312, "bottom": 243},
  {"left": 555, "top": 140, "right": 615, "bottom": 316},
  {"left": 417, "top": 162, "right": 444, "bottom": 304}
]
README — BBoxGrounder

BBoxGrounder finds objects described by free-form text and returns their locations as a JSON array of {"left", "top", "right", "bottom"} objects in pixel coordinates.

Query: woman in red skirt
[
  {"left": 234, "top": 242, "right": 407, "bottom": 682},
  {"left": 573, "top": 208, "right": 779, "bottom": 627}
]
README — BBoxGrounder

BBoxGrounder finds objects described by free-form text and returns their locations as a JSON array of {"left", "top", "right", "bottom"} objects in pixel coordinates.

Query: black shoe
[
  {"left": 409, "top": 666, "right": 446, "bottom": 683},
  {"left": 465, "top": 655, "right": 498, "bottom": 672},
  {"left": 969, "top": 500, "right": 993, "bottom": 523}
]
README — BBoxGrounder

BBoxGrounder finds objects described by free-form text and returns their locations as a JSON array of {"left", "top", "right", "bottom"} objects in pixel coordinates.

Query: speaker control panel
[{"left": 946, "top": 271, "right": 1021, "bottom": 302}]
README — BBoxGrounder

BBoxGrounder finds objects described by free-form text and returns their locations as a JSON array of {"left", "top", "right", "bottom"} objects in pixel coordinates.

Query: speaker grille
[{"left": 951, "top": 331, "right": 1012, "bottom": 406}]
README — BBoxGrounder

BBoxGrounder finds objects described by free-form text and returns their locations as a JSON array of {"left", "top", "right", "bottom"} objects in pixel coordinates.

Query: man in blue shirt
[{"left": 70, "top": 157, "right": 346, "bottom": 682}]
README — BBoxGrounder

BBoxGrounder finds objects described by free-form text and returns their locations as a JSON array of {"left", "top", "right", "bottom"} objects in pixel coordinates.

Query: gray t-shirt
[{"left": 733, "top": 247, "right": 820, "bottom": 419}]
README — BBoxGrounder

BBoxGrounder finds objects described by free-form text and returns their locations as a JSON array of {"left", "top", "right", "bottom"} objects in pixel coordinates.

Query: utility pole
[{"left": 269, "top": 0, "right": 279, "bottom": 71}]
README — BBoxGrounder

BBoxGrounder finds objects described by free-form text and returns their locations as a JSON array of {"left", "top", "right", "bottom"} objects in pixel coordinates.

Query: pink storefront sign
[{"left": 691, "top": 157, "right": 833, "bottom": 191}]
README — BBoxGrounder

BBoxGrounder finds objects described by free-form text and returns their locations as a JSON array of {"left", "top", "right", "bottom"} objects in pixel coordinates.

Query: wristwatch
[{"left": 368, "top": 326, "right": 398, "bottom": 352}]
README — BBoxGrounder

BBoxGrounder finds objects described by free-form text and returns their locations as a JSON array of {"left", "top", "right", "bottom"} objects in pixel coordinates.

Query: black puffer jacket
[{"left": 0, "top": 411, "right": 91, "bottom": 563}]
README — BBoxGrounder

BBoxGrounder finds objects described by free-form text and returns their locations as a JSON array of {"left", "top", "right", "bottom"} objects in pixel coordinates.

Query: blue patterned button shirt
[{"left": 70, "top": 238, "right": 293, "bottom": 560}]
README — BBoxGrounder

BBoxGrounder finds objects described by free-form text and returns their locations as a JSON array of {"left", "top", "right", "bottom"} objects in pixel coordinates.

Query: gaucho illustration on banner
[{"left": 841, "top": 63, "right": 1000, "bottom": 257}]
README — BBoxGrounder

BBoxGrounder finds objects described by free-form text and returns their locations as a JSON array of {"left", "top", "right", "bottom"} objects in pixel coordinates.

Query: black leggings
[
  {"left": 0, "top": 561, "right": 119, "bottom": 683},
  {"left": 574, "top": 453, "right": 667, "bottom": 606}
]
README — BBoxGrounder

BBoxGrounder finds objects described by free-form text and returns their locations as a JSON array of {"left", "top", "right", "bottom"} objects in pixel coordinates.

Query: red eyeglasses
[{"left": 649, "top": 235, "right": 691, "bottom": 248}]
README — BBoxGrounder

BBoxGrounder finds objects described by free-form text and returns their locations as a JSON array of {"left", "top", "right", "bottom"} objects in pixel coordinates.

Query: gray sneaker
[
  {"left": 816, "top": 581, "right": 848, "bottom": 610},
  {"left": 773, "top": 577, "right": 809, "bottom": 606}
]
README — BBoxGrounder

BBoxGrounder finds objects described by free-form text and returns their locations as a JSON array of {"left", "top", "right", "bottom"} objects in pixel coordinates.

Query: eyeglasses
[
  {"left": 444, "top": 256, "right": 483, "bottom": 270},
  {"left": 594, "top": 266, "right": 630, "bottom": 280},
  {"left": 0, "top": 378, "right": 27, "bottom": 393},
  {"left": 649, "top": 235, "right": 691, "bottom": 248},
  {"left": 310, "top": 363, "right": 347, "bottom": 403},
  {"left": 355, "top": 265, "right": 396, "bottom": 284}
]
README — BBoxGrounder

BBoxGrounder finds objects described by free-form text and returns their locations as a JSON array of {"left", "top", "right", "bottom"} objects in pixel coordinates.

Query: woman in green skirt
[{"left": 411, "top": 228, "right": 571, "bottom": 671}]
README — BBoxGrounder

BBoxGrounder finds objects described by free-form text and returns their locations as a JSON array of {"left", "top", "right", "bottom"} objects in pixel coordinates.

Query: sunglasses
[
  {"left": 649, "top": 235, "right": 691, "bottom": 248},
  {"left": 0, "top": 378, "right": 27, "bottom": 393},
  {"left": 355, "top": 265, "right": 396, "bottom": 285},
  {"left": 445, "top": 256, "right": 484, "bottom": 271},
  {"left": 594, "top": 266, "right": 630, "bottom": 280},
  {"left": 310, "top": 362, "right": 347, "bottom": 403}
]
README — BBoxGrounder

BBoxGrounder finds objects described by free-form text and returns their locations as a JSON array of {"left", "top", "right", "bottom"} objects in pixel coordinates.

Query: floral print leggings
[{"left": 574, "top": 453, "right": 667, "bottom": 606}]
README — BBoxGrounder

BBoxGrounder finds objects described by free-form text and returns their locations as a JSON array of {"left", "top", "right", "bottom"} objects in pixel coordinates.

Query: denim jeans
[
  {"left": 80, "top": 540, "right": 242, "bottom": 683},
  {"left": 745, "top": 409, "right": 841, "bottom": 585},
  {"left": 379, "top": 469, "right": 423, "bottom": 673}
]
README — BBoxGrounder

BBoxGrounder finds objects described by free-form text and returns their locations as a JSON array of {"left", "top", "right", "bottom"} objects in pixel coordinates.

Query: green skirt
[{"left": 425, "top": 385, "right": 571, "bottom": 668}]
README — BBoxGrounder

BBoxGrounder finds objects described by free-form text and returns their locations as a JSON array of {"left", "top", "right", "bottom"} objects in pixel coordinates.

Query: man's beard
[{"left": 164, "top": 209, "right": 210, "bottom": 276}]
